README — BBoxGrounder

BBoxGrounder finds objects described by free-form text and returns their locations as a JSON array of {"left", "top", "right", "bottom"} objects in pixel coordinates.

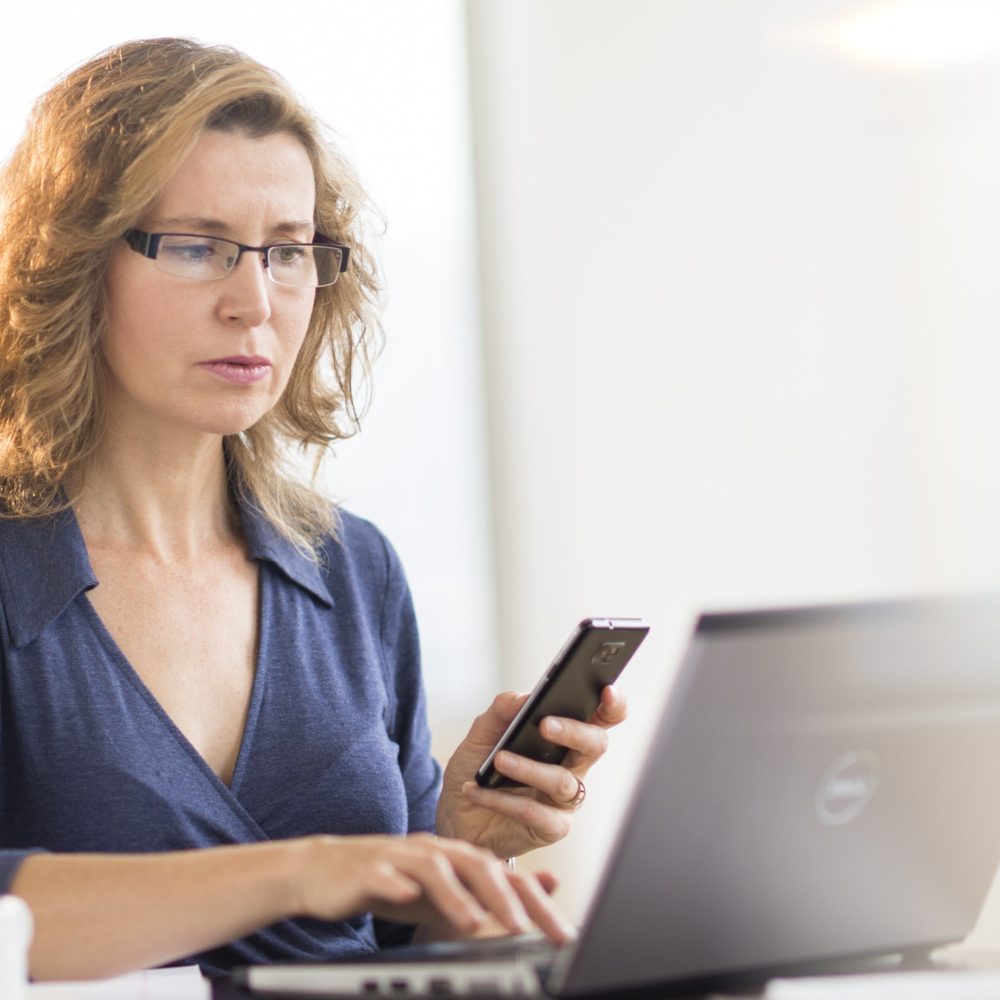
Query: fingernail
[{"left": 546, "top": 718, "right": 563, "bottom": 735}]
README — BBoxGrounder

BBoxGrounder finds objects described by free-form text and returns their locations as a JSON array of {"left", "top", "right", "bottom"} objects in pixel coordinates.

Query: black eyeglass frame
[{"left": 122, "top": 228, "right": 351, "bottom": 285}]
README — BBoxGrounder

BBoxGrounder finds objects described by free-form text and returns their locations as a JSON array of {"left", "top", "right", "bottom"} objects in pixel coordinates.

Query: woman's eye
[
  {"left": 163, "top": 243, "right": 216, "bottom": 262},
  {"left": 272, "top": 246, "right": 308, "bottom": 266}
]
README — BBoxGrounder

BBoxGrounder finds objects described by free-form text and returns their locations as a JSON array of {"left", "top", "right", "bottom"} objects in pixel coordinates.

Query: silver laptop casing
[{"left": 552, "top": 596, "right": 1000, "bottom": 995}]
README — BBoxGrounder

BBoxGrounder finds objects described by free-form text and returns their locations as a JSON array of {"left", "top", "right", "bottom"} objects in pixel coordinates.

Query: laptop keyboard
[{"left": 377, "top": 932, "right": 559, "bottom": 965}]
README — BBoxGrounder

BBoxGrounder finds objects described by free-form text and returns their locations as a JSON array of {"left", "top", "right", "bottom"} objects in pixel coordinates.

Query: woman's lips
[{"left": 198, "top": 356, "right": 272, "bottom": 384}]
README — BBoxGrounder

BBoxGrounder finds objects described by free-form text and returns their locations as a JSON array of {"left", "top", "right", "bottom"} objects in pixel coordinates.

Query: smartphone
[{"left": 475, "top": 617, "right": 649, "bottom": 789}]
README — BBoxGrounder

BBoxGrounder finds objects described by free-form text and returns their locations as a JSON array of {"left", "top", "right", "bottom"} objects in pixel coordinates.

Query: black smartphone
[{"left": 475, "top": 617, "right": 649, "bottom": 789}]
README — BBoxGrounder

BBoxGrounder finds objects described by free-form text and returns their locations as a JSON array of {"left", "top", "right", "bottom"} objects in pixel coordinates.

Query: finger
[
  {"left": 398, "top": 837, "right": 539, "bottom": 936},
  {"left": 495, "top": 690, "right": 531, "bottom": 723},
  {"left": 491, "top": 751, "right": 584, "bottom": 808},
  {"left": 463, "top": 691, "right": 531, "bottom": 749},
  {"left": 364, "top": 861, "right": 423, "bottom": 906},
  {"left": 534, "top": 870, "right": 559, "bottom": 895},
  {"left": 594, "top": 684, "right": 628, "bottom": 727},
  {"left": 538, "top": 716, "right": 610, "bottom": 761},
  {"left": 507, "top": 872, "right": 577, "bottom": 945},
  {"left": 476, "top": 690, "right": 530, "bottom": 729},
  {"left": 461, "top": 782, "right": 573, "bottom": 845},
  {"left": 393, "top": 843, "right": 489, "bottom": 933},
  {"left": 440, "top": 843, "right": 533, "bottom": 935}
]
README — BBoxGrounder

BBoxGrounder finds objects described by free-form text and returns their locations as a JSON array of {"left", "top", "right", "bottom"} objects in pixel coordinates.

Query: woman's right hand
[
  {"left": 292, "top": 832, "right": 575, "bottom": 944},
  {"left": 13, "top": 834, "right": 572, "bottom": 980}
]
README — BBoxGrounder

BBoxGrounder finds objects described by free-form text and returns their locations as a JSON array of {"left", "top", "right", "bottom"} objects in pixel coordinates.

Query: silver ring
[{"left": 568, "top": 776, "right": 586, "bottom": 809}]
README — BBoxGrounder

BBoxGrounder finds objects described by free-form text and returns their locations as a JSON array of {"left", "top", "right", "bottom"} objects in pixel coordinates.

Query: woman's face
[{"left": 102, "top": 128, "right": 318, "bottom": 442}]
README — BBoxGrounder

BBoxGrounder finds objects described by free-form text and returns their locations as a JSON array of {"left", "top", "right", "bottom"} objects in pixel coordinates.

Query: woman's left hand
[{"left": 435, "top": 686, "right": 627, "bottom": 861}]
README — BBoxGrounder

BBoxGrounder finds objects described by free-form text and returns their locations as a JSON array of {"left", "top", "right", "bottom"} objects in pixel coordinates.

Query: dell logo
[{"left": 815, "top": 750, "right": 879, "bottom": 827}]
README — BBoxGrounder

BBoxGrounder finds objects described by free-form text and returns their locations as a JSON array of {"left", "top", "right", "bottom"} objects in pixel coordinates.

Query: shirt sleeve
[
  {"left": 372, "top": 532, "right": 442, "bottom": 951},
  {"left": 0, "top": 851, "right": 44, "bottom": 893},
  {"left": 376, "top": 531, "right": 442, "bottom": 836},
  {"left": 0, "top": 637, "right": 45, "bottom": 893}
]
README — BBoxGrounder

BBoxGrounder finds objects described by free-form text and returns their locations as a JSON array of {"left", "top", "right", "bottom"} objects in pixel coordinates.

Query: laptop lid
[{"left": 551, "top": 594, "right": 1000, "bottom": 996}]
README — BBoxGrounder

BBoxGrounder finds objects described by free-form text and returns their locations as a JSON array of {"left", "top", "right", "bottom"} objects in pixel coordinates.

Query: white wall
[{"left": 467, "top": 0, "right": 1000, "bottom": 926}]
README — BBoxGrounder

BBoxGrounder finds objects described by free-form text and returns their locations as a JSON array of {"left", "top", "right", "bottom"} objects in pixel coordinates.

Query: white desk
[
  {"left": 26, "top": 966, "right": 208, "bottom": 1000},
  {"left": 21, "top": 950, "right": 1000, "bottom": 1000}
]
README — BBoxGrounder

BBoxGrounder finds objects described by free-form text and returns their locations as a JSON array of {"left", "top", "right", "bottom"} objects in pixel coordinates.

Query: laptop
[{"left": 232, "top": 594, "right": 1000, "bottom": 998}]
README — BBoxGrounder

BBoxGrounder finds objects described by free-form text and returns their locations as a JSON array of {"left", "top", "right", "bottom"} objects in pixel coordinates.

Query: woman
[{"left": 0, "top": 38, "right": 626, "bottom": 980}]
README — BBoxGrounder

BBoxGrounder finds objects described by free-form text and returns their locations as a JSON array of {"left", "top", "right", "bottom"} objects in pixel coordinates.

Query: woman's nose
[{"left": 218, "top": 251, "right": 272, "bottom": 327}]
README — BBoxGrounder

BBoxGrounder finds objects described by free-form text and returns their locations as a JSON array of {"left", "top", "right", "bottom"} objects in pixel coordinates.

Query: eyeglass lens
[{"left": 154, "top": 235, "right": 343, "bottom": 288}]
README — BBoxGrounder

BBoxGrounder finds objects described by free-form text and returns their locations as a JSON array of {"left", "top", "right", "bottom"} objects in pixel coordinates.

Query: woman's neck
[{"left": 70, "top": 429, "right": 238, "bottom": 560}]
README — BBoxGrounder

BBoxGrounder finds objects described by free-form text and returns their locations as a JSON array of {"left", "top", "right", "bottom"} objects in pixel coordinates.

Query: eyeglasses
[{"left": 122, "top": 228, "right": 350, "bottom": 288}]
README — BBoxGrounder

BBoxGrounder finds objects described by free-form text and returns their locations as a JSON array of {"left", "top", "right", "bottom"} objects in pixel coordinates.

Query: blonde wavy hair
[{"left": 0, "top": 37, "right": 381, "bottom": 553}]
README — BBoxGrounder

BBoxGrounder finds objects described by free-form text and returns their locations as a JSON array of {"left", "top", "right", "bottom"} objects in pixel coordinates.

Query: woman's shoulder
[
  {"left": 327, "top": 506, "right": 394, "bottom": 555},
  {"left": 318, "top": 507, "right": 408, "bottom": 589}
]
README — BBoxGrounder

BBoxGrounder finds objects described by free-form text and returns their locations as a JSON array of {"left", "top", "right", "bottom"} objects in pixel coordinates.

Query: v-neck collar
[{"left": 76, "top": 564, "right": 271, "bottom": 800}]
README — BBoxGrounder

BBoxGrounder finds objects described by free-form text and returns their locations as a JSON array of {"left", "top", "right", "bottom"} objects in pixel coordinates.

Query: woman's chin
[{"left": 182, "top": 396, "right": 278, "bottom": 438}]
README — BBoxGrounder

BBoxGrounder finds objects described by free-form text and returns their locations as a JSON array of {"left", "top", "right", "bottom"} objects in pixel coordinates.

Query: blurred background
[{"left": 3, "top": 0, "right": 1000, "bottom": 937}]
